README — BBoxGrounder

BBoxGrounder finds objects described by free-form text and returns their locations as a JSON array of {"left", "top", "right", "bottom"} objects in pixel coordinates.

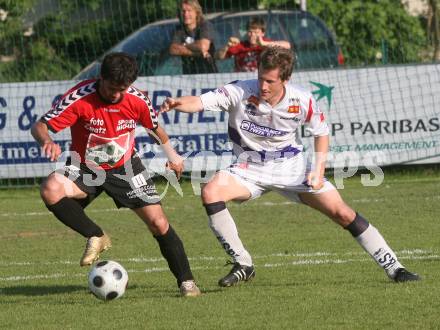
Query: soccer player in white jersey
[{"left": 160, "top": 46, "right": 420, "bottom": 286}]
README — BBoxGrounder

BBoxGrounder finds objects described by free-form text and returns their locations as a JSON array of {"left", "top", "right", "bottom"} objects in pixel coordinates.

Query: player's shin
[
  {"left": 345, "top": 212, "right": 403, "bottom": 278},
  {"left": 204, "top": 201, "right": 253, "bottom": 267},
  {"left": 46, "top": 197, "right": 104, "bottom": 237},
  {"left": 154, "top": 225, "right": 194, "bottom": 287}
]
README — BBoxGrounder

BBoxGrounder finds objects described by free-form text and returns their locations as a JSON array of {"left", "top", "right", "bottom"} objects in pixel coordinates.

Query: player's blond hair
[
  {"left": 259, "top": 46, "right": 295, "bottom": 81},
  {"left": 179, "top": 0, "right": 204, "bottom": 25}
]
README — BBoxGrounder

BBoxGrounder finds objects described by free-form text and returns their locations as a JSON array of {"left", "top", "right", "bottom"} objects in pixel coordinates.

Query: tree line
[{"left": 0, "top": 0, "right": 437, "bottom": 83}]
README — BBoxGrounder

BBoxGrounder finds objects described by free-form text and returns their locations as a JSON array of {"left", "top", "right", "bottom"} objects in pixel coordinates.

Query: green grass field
[{"left": 1, "top": 169, "right": 439, "bottom": 329}]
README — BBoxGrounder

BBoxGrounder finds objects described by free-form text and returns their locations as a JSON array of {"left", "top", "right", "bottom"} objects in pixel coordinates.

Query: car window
[
  {"left": 276, "top": 13, "right": 334, "bottom": 50},
  {"left": 127, "top": 24, "right": 178, "bottom": 76},
  {"left": 114, "top": 24, "right": 177, "bottom": 54},
  {"left": 271, "top": 12, "right": 338, "bottom": 69},
  {"left": 152, "top": 55, "right": 183, "bottom": 76}
]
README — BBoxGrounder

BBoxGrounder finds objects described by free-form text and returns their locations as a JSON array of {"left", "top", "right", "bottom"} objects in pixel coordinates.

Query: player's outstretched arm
[
  {"left": 31, "top": 121, "right": 61, "bottom": 162},
  {"left": 216, "top": 36, "right": 240, "bottom": 59},
  {"left": 160, "top": 96, "right": 203, "bottom": 114},
  {"left": 148, "top": 124, "right": 184, "bottom": 179},
  {"left": 257, "top": 36, "right": 291, "bottom": 50}
]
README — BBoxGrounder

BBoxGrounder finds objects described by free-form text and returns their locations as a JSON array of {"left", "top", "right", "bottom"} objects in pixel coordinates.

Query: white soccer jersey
[{"left": 200, "top": 79, "right": 329, "bottom": 159}]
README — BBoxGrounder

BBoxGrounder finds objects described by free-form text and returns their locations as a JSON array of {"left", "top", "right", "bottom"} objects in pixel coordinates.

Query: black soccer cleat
[
  {"left": 393, "top": 268, "right": 421, "bottom": 283},
  {"left": 218, "top": 262, "right": 255, "bottom": 287}
]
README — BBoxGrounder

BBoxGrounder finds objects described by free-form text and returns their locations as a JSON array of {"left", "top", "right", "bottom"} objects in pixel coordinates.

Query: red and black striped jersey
[{"left": 42, "top": 79, "right": 158, "bottom": 170}]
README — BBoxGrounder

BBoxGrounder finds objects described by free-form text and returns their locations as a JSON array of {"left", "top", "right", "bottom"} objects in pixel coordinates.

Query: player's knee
[
  {"left": 145, "top": 214, "right": 169, "bottom": 235},
  {"left": 40, "top": 176, "right": 65, "bottom": 205},
  {"left": 330, "top": 205, "right": 356, "bottom": 227},
  {"left": 201, "top": 183, "right": 222, "bottom": 204}
]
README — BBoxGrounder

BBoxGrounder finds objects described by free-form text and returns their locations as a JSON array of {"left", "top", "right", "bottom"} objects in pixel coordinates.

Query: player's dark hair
[
  {"left": 100, "top": 52, "right": 138, "bottom": 85},
  {"left": 259, "top": 46, "right": 295, "bottom": 81},
  {"left": 247, "top": 17, "right": 266, "bottom": 33}
]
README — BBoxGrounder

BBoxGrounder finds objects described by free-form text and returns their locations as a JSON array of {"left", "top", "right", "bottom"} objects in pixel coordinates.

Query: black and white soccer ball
[{"left": 88, "top": 260, "right": 128, "bottom": 301}]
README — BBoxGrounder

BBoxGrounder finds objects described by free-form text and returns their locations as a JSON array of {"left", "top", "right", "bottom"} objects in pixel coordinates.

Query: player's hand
[
  {"left": 202, "top": 50, "right": 212, "bottom": 59},
  {"left": 306, "top": 171, "right": 324, "bottom": 190},
  {"left": 160, "top": 97, "right": 181, "bottom": 113},
  {"left": 41, "top": 141, "right": 62, "bottom": 162},
  {"left": 166, "top": 159, "right": 184, "bottom": 180},
  {"left": 256, "top": 35, "right": 267, "bottom": 47},
  {"left": 228, "top": 37, "right": 240, "bottom": 47}
]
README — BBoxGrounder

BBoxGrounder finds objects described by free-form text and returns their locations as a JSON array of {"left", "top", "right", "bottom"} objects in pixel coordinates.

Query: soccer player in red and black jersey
[
  {"left": 216, "top": 17, "right": 291, "bottom": 72},
  {"left": 31, "top": 52, "right": 201, "bottom": 297}
]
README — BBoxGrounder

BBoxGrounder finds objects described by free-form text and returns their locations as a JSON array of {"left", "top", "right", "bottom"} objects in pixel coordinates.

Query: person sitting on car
[
  {"left": 216, "top": 17, "right": 291, "bottom": 72},
  {"left": 169, "top": 0, "right": 218, "bottom": 75}
]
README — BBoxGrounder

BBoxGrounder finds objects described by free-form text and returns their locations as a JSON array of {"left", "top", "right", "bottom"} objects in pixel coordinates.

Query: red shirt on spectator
[{"left": 225, "top": 38, "right": 272, "bottom": 72}]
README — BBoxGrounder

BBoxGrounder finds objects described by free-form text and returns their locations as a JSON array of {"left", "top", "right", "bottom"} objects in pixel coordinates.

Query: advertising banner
[{"left": 1, "top": 64, "right": 439, "bottom": 179}]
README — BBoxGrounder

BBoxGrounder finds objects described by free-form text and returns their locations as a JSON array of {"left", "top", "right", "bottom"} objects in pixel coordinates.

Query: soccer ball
[{"left": 88, "top": 260, "right": 128, "bottom": 301}]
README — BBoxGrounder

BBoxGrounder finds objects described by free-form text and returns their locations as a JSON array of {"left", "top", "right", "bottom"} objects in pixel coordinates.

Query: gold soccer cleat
[
  {"left": 80, "top": 232, "right": 112, "bottom": 266},
  {"left": 180, "top": 280, "right": 201, "bottom": 297}
]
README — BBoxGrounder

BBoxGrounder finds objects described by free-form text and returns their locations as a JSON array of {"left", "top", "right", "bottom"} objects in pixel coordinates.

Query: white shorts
[{"left": 221, "top": 153, "right": 335, "bottom": 203}]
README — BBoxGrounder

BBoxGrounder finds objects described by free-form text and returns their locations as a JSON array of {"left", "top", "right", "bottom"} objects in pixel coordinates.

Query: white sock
[
  {"left": 208, "top": 208, "right": 253, "bottom": 266},
  {"left": 355, "top": 224, "right": 403, "bottom": 278}
]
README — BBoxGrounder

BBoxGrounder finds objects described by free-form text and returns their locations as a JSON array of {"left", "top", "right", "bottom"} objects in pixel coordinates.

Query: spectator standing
[{"left": 169, "top": 0, "right": 218, "bottom": 74}]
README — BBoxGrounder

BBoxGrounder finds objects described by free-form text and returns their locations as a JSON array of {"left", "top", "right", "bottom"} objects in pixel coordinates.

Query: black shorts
[{"left": 55, "top": 154, "right": 161, "bottom": 209}]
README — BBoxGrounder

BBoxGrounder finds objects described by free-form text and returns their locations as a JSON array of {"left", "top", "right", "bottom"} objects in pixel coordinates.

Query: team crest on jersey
[
  {"left": 288, "top": 98, "right": 301, "bottom": 114},
  {"left": 247, "top": 95, "right": 259, "bottom": 106},
  {"left": 245, "top": 95, "right": 259, "bottom": 115},
  {"left": 85, "top": 132, "right": 130, "bottom": 167}
]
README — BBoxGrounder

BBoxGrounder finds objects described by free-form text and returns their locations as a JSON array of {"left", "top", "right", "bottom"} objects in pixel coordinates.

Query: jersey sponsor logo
[
  {"left": 288, "top": 105, "right": 300, "bottom": 113},
  {"left": 116, "top": 119, "right": 136, "bottom": 131},
  {"left": 126, "top": 185, "right": 159, "bottom": 200},
  {"left": 84, "top": 117, "right": 107, "bottom": 134},
  {"left": 85, "top": 132, "right": 130, "bottom": 167},
  {"left": 103, "top": 108, "right": 120, "bottom": 113},
  {"left": 288, "top": 98, "right": 301, "bottom": 113},
  {"left": 280, "top": 116, "right": 301, "bottom": 122},
  {"left": 240, "top": 120, "right": 288, "bottom": 137}
]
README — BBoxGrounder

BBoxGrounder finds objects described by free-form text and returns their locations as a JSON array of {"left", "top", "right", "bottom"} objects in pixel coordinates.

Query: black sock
[
  {"left": 344, "top": 212, "right": 370, "bottom": 237},
  {"left": 46, "top": 197, "right": 104, "bottom": 238},
  {"left": 154, "top": 225, "right": 194, "bottom": 287},
  {"left": 204, "top": 201, "right": 226, "bottom": 216}
]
